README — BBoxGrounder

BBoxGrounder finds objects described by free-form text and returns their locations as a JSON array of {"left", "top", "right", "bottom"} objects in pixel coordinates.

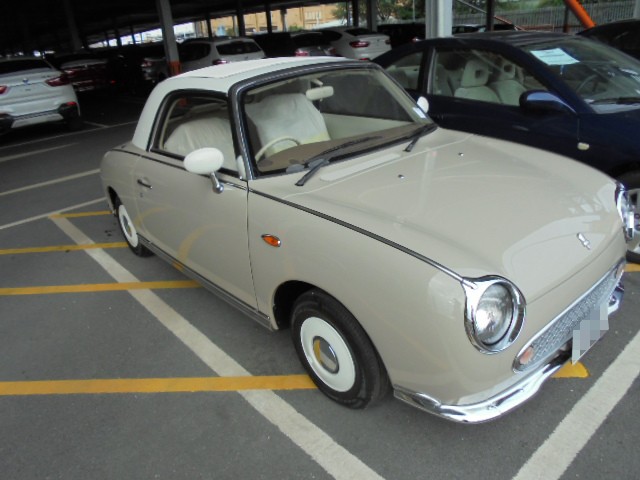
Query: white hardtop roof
[
  {"left": 179, "top": 56, "right": 349, "bottom": 81},
  {"left": 132, "top": 56, "right": 354, "bottom": 149}
]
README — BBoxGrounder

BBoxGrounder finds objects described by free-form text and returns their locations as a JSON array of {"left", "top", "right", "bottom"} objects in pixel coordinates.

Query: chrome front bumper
[{"left": 394, "top": 280, "right": 625, "bottom": 424}]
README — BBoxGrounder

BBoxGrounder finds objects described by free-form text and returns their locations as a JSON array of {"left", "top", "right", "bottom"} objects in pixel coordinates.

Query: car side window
[
  {"left": 431, "top": 49, "right": 546, "bottom": 106},
  {"left": 385, "top": 51, "right": 423, "bottom": 91},
  {"left": 153, "top": 94, "right": 240, "bottom": 176}
]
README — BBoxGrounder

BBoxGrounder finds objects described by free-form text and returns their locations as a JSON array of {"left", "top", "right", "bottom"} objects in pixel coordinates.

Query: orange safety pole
[
  {"left": 168, "top": 60, "right": 182, "bottom": 77},
  {"left": 562, "top": 0, "right": 595, "bottom": 29}
]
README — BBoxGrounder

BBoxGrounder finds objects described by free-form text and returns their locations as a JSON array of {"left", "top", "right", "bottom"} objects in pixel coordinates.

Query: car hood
[{"left": 254, "top": 128, "right": 623, "bottom": 301}]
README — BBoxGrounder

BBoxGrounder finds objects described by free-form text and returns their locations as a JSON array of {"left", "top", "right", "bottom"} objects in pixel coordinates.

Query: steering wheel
[
  {"left": 575, "top": 74, "right": 600, "bottom": 95},
  {"left": 255, "top": 136, "right": 301, "bottom": 161}
]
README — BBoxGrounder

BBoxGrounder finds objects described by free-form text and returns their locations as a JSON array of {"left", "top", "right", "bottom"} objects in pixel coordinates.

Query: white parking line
[
  {"left": 0, "top": 198, "right": 105, "bottom": 231},
  {"left": 0, "top": 121, "right": 137, "bottom": 152},
  {"left": 51, "top": 216, "right": 385, "bottom": 480},
  {"left": 0, "top": 169, "right": 100, "bottom": 197},
  {"left": 0, "top": 143, "right": 77, "bottom": 164},
  {"left": 514, "top": 330, "right": 640, "bottom": 480}
]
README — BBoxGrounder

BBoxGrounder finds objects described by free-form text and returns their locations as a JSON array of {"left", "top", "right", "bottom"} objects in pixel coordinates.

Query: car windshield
[
  {"left": 242, "top": 66, "right": 433, "bottom": 176},
  {"left": 522, "top": 37, "right": 640, "bottom": 112}
]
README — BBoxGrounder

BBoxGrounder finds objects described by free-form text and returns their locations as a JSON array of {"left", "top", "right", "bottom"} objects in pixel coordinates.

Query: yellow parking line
[
  {"left": 552, "top": 362, "right": 589, "bottom": 378},
  {"left": 0, "top": 375, "right": 317, "bottom": 396},
  {"left": 0, "top": 280, "right": 200, "bottom": 296},
  {"left": 626, "top": 264, "right": 640, "bottom": 273},
  {"left": 50, "top": 211, "right": 111, "bottom": 218},
  {"left": 0, "top": 242, "right": 127, "bottom": 255}
]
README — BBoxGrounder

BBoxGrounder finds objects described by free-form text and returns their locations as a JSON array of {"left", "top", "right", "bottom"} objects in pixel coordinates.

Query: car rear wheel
[
  {"left": 115, "top": 197, "right": 152, "bottom": 257},
  {"left": 291, "top": 289, "right": 389, "bottom": 409},
  {"left": 618, "top": 172, "right": 640, "bottom": 263}
]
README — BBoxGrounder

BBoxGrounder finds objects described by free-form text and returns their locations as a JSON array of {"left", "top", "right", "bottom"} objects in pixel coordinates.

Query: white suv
[
  {"left": 0, "top": 57, "right": 81, "bottom": 134},
  {"left": 179, "top": 37, "right": 265, "bottom": 72}
]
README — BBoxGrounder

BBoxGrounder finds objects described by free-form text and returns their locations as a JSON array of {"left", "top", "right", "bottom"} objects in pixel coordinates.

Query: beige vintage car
[{"left": 100, "top": 57, "right": 634, "bottom": 423}]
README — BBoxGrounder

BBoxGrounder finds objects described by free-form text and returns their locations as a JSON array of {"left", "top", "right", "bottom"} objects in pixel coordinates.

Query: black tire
[
  {"left": 115, "top": 197, "right": 153, "bottom": 257},
  {"left": 617, "top": 172, "right": 640, "bottom": 264},
  {"left": 291, "top": 289, "right": 389, "bottom": 409}
]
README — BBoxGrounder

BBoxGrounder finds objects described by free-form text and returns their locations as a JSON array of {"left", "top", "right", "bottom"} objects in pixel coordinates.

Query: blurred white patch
[{"left": 572, "top": 302, "right": 609, "bottom": 363}]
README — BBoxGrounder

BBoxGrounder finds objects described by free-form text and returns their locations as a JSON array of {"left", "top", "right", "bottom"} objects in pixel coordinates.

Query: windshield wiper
[
  {"left": 295, "top": 158, "right": 330, "bottom": 186},
  {"left": 404, "top": 124, "right": 436, "bottom": 152},
  {"left": 292, "top": 135, "right": 381, "bottom": 187}
]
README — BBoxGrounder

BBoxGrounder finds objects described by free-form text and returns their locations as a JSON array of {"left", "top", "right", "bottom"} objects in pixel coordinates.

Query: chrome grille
[{"left": 514, "top": 263, "right": 621, "bottom": 372}]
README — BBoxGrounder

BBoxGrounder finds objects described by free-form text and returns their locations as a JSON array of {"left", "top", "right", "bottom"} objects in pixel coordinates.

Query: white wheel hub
[
  {"left": 300, "top": 316, "right": 356, "bottom": 392},
  {"left": 118, "top": 204, "right": 139, "bottom": 248}
]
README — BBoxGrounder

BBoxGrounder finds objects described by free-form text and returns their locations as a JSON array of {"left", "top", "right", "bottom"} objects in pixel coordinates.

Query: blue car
[{"left": 375, "top": 31, "right": 640, "bottom": 261}]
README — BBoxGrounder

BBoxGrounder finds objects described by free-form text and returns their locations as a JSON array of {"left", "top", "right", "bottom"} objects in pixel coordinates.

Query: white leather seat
[
  {"left": 454, "top": 59, "right": 500, "bottom": 103},
  {"left": 490, "top": 60, "right": 526, "bottom": 106},
  {"left": 165, "top": 115, "right": 236, "bottom": 170},
  {"left": 245, "top": 93, "right": 330, "bottom": 158}
]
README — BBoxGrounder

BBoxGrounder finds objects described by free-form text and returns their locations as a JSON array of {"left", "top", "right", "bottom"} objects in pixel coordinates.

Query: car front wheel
[
  {"left": 291, "top": 289, "right": 389, "bottom": 409},
  {"left": 115, "top": 197, "right": 152, "bottom": 257}
]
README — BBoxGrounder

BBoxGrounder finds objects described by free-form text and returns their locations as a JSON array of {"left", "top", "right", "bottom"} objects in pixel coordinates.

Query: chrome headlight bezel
[
  {"left": 462, "top": 276, "right": 526, "bottom": 354},
  {"left": 615, "top": 182, "right": 635, "bottom": 242}
]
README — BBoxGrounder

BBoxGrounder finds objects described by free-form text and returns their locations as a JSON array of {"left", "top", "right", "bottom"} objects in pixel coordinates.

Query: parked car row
[{"left": 100, "top": 56, "right": 634, "bottom": 422}]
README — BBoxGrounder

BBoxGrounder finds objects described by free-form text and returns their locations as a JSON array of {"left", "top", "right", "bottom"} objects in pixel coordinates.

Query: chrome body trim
[
  {"left": 139, "top": 235, "right": 273, "bottom": 330},
  {"left": 393, "top": 279, "right": 624, "bottom": 424},
  {"left": 513, "top": 260, "right": 624, "bottom": 372},
  {"left": 250, "top": 189, "right": 471, "bottom": 286},
  {"left": 461, "top": 276, "right": 526, "bottom": 354},
  {"left": 393, "top": 352, "right": 568, "bottom": 424}
]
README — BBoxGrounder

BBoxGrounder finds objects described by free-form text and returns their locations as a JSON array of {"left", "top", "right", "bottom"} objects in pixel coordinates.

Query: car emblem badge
[
  {"left": 577, "top": 233, "right": 591, "bottom": 250},
  {"left": 22, "top": 78, "right": 29, "bottom": 85}
]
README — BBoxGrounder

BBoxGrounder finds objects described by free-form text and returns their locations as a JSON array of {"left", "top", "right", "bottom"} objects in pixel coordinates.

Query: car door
[
  {"left": 132, "top": 91, "right": 256, "bottom": 308},
  {"left": 385, "top": 45, "right": 582, "bottom": 160},
  {"left": 425, "top": 46, "right": 582, "bottom": 159}
]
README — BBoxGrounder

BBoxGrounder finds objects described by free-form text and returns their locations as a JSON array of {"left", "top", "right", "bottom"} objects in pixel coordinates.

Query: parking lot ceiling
[{"left": 2, "top": 0, "right": 321, "bottom": 53}]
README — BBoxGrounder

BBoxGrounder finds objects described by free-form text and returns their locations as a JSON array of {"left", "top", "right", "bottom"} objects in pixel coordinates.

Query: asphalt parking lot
[{"left": 1, "top": 90, "right": 639, "bottom": 480}]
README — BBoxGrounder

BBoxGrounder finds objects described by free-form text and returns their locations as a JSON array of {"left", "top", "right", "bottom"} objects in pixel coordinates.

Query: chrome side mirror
[{"left": 519, "top": 90, "right": 575, "bottom": 114}]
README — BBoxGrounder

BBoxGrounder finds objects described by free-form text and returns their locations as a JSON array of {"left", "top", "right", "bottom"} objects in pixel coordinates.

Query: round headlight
[
  {"left": 615, "top": 182, "right": 634, "bottom": 241},
  {"left": 475, "top": 284, "right": 514, "bottom": 345},
  {"left": 463, "top": 277, "right": 525, "bottom": 353}
]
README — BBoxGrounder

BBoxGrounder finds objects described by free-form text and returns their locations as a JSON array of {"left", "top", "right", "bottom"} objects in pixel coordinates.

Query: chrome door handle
[{"left": 137, "top": 178, "right": 152, "bottom": 189}]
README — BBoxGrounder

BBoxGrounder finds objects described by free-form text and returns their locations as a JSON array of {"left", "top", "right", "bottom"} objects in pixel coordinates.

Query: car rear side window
[
  {"left": 216, "top": 41, "right": 261, "bottom": 55},
  {"left": 153, "top": 93, "right": 239, "bottom": 176},
  {"left": 178, "top": 43, "right": 211, "bottom": 62}
]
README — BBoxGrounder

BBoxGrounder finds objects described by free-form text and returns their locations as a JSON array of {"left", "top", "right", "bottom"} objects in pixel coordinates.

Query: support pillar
[
  {"left": 205, "top": 12, "right": 213, "bottom": 38},
  {"left": 365, "top": 0, "right": 377, "bottom": 31},
  {"left": 63, "top": 0, "right": 83, "bottom": 51},
  {"left": 424, "top": 0, "right": 452, "bottom": 38},
  {"left": 485, "top": 0, "right": 495, "bottom": 31},
  {"left": 236, "top": 0, "right": 246, "bottom": 36},
  {"left": 352, "top": 0, "right": 359, "bottom": 27},
  {"left": 156, "top": 0, "right": 180, "bottom": 76},
  {"left": 266, "top": 3, "right": 273, "bottom": 33}
]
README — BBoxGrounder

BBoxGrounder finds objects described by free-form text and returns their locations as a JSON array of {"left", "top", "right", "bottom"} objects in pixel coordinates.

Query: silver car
[
  {"left": 0, "top": 57, "right": 81, "bottom": 133},
  {"left": 100, "top": 57, "right": 633, "bottom": 423}
]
